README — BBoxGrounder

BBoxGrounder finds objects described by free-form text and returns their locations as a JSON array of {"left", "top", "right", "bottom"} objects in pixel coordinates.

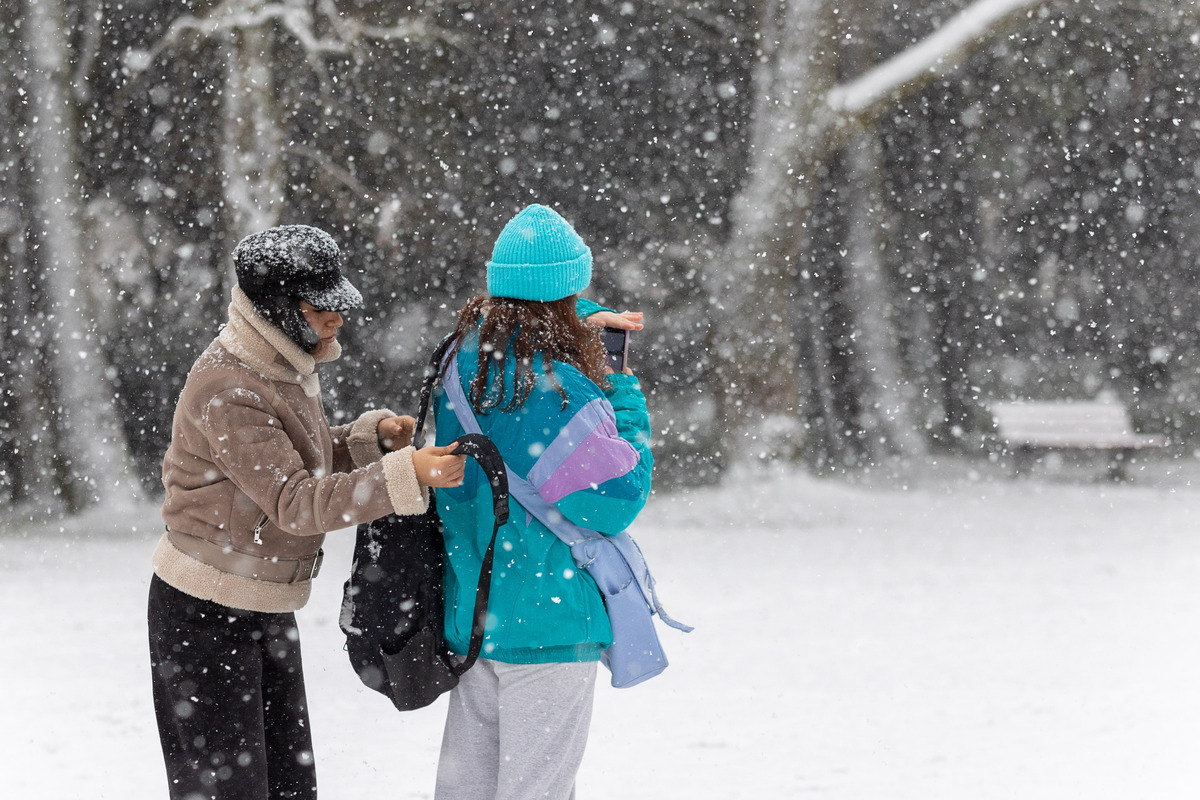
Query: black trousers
[{"left": 148, "top": 574, "right": 317, "bottom": 799}]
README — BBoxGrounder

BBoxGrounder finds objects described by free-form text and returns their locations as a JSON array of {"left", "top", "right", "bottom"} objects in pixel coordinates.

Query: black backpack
[{"left": 339, "top": 339, "right": 509, "bottom": 711}]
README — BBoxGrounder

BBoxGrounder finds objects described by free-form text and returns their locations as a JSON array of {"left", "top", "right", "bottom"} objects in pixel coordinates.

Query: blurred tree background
[{"left": 2, "top": 0, "right": 1198, "bottom": 514}]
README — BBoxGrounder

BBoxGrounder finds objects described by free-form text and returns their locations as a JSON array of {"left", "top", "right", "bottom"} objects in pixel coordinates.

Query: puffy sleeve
[
  {"left": 333, "top": 408, "right": 397, "bottom": 473},
  {"left": 203, "top": 390, "right": 425, "bottom": 533},
  {"left": 525, "top": 369, "right": 653, "bottom": 536}
]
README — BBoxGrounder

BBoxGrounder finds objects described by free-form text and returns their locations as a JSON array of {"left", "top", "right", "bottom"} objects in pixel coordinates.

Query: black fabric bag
[{"left": 339, "top": 340, "right": 509, "bottom": 711}]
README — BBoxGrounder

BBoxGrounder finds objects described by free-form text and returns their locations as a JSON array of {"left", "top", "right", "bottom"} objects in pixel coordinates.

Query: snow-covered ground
[{"left": 3, "top": 456, "right": 1200, "bottom": 799}]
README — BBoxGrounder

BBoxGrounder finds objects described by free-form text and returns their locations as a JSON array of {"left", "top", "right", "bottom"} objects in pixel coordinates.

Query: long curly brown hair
[{"left": 444, "top": 295, "right": 609, "bottom": 412}]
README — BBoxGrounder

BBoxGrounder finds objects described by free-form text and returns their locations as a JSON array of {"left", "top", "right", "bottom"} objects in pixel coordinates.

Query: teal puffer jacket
[{"left": 433, "top": 325, "right": 653, "bottom": 664}]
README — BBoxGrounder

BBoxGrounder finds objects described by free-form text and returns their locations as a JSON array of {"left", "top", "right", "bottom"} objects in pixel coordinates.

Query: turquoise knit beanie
[{"left": 486, "top": 204, "right": 592, "bottom": 301}]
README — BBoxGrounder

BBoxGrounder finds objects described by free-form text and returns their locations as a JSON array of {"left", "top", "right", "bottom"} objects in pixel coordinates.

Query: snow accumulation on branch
[
  {"left": 124, "top": 2, "right": 329, "bottom": 72},
  {"left": 825, "top": 0, "right": 1046, "bottom": 116},
  {"left": 124, "top": 0, "right": 459, "bottom": 75},
  {"left": 636, "top": 0, "right": 747, "bottom": 39}
]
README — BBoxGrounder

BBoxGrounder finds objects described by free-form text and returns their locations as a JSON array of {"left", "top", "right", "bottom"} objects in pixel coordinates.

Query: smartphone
[{"left": 601, "top": 327, "right": 630, "bottom": 372}]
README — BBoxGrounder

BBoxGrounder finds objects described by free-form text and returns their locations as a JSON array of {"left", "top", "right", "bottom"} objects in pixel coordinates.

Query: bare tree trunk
[
  {"left": 221, "top": 24, "right": 285, "bottom": 240},
  {"left": 793, "top": 266, "right": 844, "bottom": 471},
  {"left": 843, "top": 132, "right": 927, "bottom": 461},
  {"left": 0, "top": 220, "right": 58, "bottom": 509},
  {"left": 20, "top": 0, "right": 141, "bottom": 510},
  {"left": 711, "top": 0, "right": 839, "bottom": 452},
  {"left": 714, "top": 0, "right": 1051, "bottom": 462}
]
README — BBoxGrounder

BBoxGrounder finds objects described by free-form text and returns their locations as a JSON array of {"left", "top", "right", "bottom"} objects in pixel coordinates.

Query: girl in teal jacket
[{"left": 431, "top": 204, "right": 651, "bottom": 800}]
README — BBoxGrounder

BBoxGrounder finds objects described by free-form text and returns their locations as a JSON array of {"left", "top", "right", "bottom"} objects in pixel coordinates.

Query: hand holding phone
[{"left": 601, "top": 327, "right": 630, "bottom": 373}]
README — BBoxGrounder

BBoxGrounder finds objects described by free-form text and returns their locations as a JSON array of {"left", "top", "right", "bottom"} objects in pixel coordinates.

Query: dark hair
[{"left": 444, "top": 295, "right": 608, "bottom": 412}]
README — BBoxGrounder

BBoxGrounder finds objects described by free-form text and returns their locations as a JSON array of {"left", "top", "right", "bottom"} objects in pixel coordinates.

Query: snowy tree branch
[
  {"left": 635, "top": 0, "right": 748, "bottom": 40},
  {"left": 70, "top": 0, "right": 105, "bottom": 102},
  {"left": 124, "top": 2, "right": 330, "bottom": 73},
  {"left": 825, "top": 0, "right": 1048, "bottom": 117},
  {"left": 125, "top": 0, "right": 460, "bottom": 75},
  {"left": 285, "top": 144, "right": 378, "bottom": 201},
  {"left": 315, "top": 0, "right": 465, "bottom": 48}
]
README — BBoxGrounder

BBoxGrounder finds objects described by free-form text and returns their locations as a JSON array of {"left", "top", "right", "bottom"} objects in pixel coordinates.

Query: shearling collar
[{"left": 217, "top": 286, "right": 341, "bottom": 397}]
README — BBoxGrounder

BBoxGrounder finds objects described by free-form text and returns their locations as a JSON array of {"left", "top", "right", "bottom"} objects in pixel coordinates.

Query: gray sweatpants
[{"left": 433, "top": 659, "right": 598, "bottom": 800}]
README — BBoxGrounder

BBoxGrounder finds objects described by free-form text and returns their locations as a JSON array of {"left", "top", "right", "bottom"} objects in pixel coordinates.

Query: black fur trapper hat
[{"left": 233, "top": 225, "right": 363, "bottom": 350}]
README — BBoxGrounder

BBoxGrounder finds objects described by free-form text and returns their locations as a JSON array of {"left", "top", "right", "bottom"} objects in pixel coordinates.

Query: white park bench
[{"left": 990, "top": 400, "right": 1166, "bottom": 479}]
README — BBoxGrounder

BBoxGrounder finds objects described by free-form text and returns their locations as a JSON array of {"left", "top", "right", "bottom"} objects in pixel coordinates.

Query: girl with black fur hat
[{"left": 147, "top": 224, "right": 465, "bottom": 799}]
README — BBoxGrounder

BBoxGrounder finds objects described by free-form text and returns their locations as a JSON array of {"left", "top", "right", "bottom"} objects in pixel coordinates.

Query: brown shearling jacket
[{"left": 152, "top": 287, "right": 427, "bottom": 612}]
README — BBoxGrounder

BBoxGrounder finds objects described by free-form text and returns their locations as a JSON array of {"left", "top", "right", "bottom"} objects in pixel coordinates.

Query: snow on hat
[
  {"left": 234, "top": 224, "right": 363, "bottom": 312},
  {"left": 233, "top": 225, "right": 362, "bottom": 351},
  {"left": 486, "top": 204, "right": 592, "bottom": 301}
]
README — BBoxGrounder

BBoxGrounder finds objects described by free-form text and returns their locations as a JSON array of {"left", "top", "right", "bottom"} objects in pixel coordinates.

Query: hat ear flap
[
  {"left": 237, "top": 262, "right": 269, "bottom": 296},
  {"left": 251, "top": 294, "right": 319, "bottom": 351}
]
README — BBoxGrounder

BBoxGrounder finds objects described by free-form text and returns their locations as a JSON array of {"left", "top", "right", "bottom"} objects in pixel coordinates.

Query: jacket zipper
[{"left": 253, "top": 513, "right": 268, "bottom": 545}]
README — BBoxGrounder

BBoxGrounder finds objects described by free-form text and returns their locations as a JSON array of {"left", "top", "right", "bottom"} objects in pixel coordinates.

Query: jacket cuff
[
  {"left": 347, "top": 408, "right": 397, "bottom": 468},
  {"left": 381, "top": 446, "right": 429, "bottom": 515},
  {"left": 575, "top": 296, "right": 611, "bottom": 320}
]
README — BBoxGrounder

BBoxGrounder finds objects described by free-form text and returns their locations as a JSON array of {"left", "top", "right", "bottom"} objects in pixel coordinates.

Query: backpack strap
[
  {"left": 445, "top": 433, "right": 509, "bottom": 675},
  {"left": 415, "top": 336, "right": 512, "bottom": 674},
  {"left": 413, "top": 333, "right": 458, "bottom": 445}
]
